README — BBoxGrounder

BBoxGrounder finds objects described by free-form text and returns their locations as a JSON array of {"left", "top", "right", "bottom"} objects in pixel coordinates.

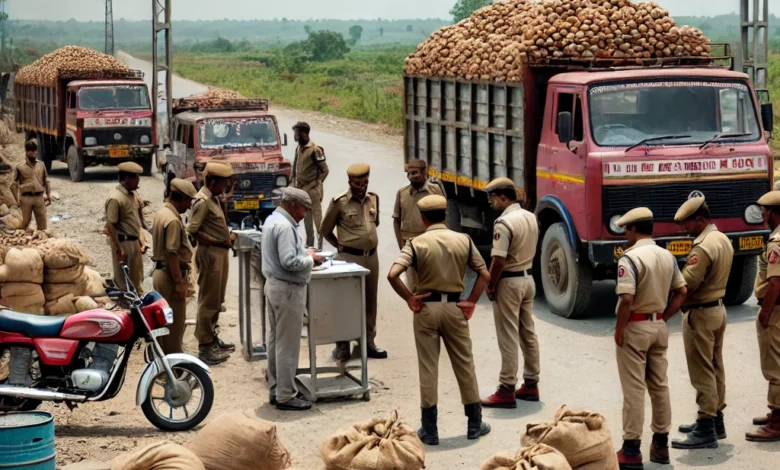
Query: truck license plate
[
  {"left": 739, "top": 236, "right": 765, "bottom": 251},
  {"left": 109, "top": 148, "right": 130, "bottom": 158},
  {"left": 667, "top": 240, "right": 692, "bottom": 256},
  {"left": 234, "top": 200, "right": 259, "bottom": 210}
]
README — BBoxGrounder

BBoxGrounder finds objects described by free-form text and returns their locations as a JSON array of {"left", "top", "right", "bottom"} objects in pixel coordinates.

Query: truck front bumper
[{"left": 83, "top": 145, "right": 156, "bottom": 161}]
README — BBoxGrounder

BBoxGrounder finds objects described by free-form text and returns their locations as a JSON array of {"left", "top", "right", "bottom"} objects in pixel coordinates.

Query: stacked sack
[
  {"left": 0, "top": 247, "right": 45, "bottom": 314},
  {"left": 39, "top": 238, "right": 109, "bottom": 315},
  {"left": 481, "top": 443, "right": 572, "bottom": 470}
]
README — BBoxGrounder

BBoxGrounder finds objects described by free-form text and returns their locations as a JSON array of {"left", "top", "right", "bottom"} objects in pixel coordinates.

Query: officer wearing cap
[
  {"left": 613, "top": 207, "right": 687, "bottom": 468},
  {"left": 671, "top": 197, "right": 733, "bottom": 450},
  {"left": 292, "top": 122, "right": 329, "bottom": 250},
  {"left": 152, "top": 178, "right": 197, "bottom": 354},
  {"left": 13, "top": 140, "right": 51, "bottom": 230},
  {"left": 392, "top": 159, "right": 444, "bottom": 293},
  {"left": 321, "top": 163, "right": 386, "bottom": 360},
  {"left": 105, "top": 161, "right": 145, "bottom": 293},
  {"left": 480, "top": 177, "right": 541, "bottom": 409},
  {"left": 187, "top": 162, "right": 234, "bottom": 365},
  {"left": 387, "top": 194, "right": 491, "bottom": 445},
  {"left": 747, "top": 191, "right": 780, "bottom": 442}
]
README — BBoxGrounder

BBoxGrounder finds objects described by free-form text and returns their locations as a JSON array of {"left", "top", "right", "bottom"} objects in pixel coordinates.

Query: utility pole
[
  {"left": 740, "top": 0, "right": 768, "bottom": 92},
  {"left": 152, "top": 0, "right": 173, "bottom": 149},
  {"left": 104, "top": 0, "right": 115, "bottom": 56}
]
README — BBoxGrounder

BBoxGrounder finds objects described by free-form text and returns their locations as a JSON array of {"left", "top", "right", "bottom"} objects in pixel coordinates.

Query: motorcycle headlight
[
  {"left": 609, "top": 215, "right": 625, "bottom": 234},
  {"left": 239, "top": 179, "right": 252, "bottom": 189},
  {"left": 140, "top": 135, "right": 150, "bottom": 145},
  {"left": 163, "top": 307, "right": 174, "bottom": 325},
  {"left": 745, "top": 204, "right": 763, "bottom": 224},
  {"left": 275, "top": 175, "right": 288, "bottom": 187},
  {"left": 84, "top": 137, "right": 97, "bottom": 146}
]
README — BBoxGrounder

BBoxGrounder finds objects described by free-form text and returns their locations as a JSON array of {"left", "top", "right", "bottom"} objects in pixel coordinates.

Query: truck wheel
[
  {"left": 540, "top": 222, "right": 592, "bottom": 318},
  {"left": 724, "top": 255, "right": 757, "bottom": 306},
  {"left": 66, "top": 145, "right": 85, "bottom": 182},
  {"left": 141, "top": 155, "right": 153, "bottom": 176}
]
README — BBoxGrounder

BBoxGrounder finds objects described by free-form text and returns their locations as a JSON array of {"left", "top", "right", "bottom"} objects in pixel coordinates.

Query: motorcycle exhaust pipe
[{"left": 0, "top": 386, "right": 87, "bottom": 402}]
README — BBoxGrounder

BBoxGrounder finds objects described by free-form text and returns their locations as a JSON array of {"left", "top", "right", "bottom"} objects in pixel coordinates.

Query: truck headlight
[
  {"left": 609, "top": 215, "right": 625, "bottom": 234},
  {"left": 275, "top": 175, "right": 288, "bottom": 187},
  {"left": 84, "top": 137, "right": 97, "bottom": 147},
  {"left": 140, "top": 135, "right": 150, "bottom": 145},
  {"left": 745, "top": 204, "right": 763, "bottom": 224}
]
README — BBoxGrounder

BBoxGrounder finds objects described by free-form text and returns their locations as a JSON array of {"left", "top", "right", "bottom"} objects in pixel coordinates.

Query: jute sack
[
  {"left": 0, "top": 203, "right": 9, "bottom": 217},
  {"left": 0, "top": 184, "right": 16, "bottom": 207},
  {"left": 320, "top": 410, "right": 425, "bottom": 470},
  {"left": 1, "top": 283, "right": 43, "bottom": 299},
  {"left": 74, "top": 296, "right": 99, "bottom": 312},
  {"left": 84, "top": 268, "right": 107, "bottom": 298},
  {"left": 0, "top": 248, "right": 44, "bottom": 283},
  {"left": 43, "top": 280, "right": 86, "bottom": 301},
  {"left": 45, "top": 264, "right": 85, "bottom": 284},
  {"left": 522, "top": 405, "right": 617, "bottom": 470},
  {"left": 480, "top": 444, "right": 573, "bottom": 470},
  {"left": 185, "top": 412, "right": 292, "bottom": 470},
  {"left": 0, "top": 290, "right": 45, "bottom": 315},
  {"left": 45, "top": 294, "right": 77, "bottom": 316},
  {"left": 39, "top": 238, "right": 89, "bottom": 269},
  {"left": 111, "top": 442, "right": 205, "bottom": 470}
]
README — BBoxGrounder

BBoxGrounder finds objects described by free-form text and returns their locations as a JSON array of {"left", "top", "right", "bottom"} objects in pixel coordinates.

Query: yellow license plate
[
  {"left": 109, "top": 148, "right": 129, "bottom": 158},
  {"left": 234, "top": 200, "right": 259, "bottom": 210},
  {"left": 667, "top": 240, "right": 693, "bottom": 256},
  {"left": 739, "top": 236, "right": 765, "bottom": 251}
]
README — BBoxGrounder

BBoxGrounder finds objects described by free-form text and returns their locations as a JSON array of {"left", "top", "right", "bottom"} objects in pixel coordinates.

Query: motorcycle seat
[{"left": 0, "top": 309, "right": 66, "bottom": 338}]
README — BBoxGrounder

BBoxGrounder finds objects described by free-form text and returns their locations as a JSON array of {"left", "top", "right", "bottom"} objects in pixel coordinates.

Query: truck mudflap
[{"left": 588, "top": 230, "right": 770, "bottom": 265}]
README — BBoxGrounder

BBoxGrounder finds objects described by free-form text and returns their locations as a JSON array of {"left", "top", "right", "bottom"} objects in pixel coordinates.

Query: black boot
[
  {"left": 464, "top": 403, "right": 491, "bottom": 440},
  {"left": 679, "top": 412, "right": 726, "bottom": 439},
  {"left": 617, "top": 439, "right": 643, "bottom": 470},
  {"left": 650, "top": 433, "right": 670, "bottom": 465},
  {"left": 672, "top": 417, "right": 718, "bottom": 449},
  {"left": 417, "top": 406, "right": 439, "bottom": 446}
]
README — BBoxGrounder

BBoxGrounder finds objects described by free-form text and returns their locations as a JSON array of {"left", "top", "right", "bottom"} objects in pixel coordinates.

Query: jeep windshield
[
  {"left": 79, "top": 85, "right": 150, "bottom": 110},
  {"left": 198, "top": 117, "right": 279, "bottom": 150},
  {"left": 588, "top": 80, "right": 761, "bottom": 148}
]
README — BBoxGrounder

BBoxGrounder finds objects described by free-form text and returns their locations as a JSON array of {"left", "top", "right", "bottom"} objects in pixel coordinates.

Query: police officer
[
  {"left": 613, "top": 208, "right": 687, "bottom": 469},
  {"left": 188, "top": 162, "right": 234, "bottom": 365},
  {"left": 387, "top": 194, "right": 491, "bottom": 445},
  {"left": 321, "top": 163, "right": 387, "bottom": 360},
  {"left": 292, "top": 122, "right": 329, "bottom": 249},
  {"left": 746, "top": 191, "right": 780, "bottom": 442},
  {"left": 480, "top": 177, "right": 541, "bottom": 409},
  {"left": 105, "top": 162, "right": 145, "bottom": 293},
  {"left": 152, "top": 179, "right": 196, "bottom": 355},
  {"left": 392, "top": 159, "right": 443, "bottom": 293},
  {"left": 13, "top": 140, "right": 51, "bottom": 230},
  {"left": 671, "top": 197, "right": 733, "bottom": 449}
]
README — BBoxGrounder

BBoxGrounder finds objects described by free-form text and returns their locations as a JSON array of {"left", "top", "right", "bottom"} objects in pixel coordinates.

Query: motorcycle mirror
[{"left": 121, "top": 264, "right": 139, "bottom": 298}]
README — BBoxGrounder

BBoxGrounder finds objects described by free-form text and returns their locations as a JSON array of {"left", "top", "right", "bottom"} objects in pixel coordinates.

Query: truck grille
[
  {"left": 602, "top": 179, "right": 769, "bottom": 222},
  {"left": 234, "top": 174, "right": 275, "bottom": 197},
  {"left": 83, "top": 128, "right": 151, "bottom": 146}
]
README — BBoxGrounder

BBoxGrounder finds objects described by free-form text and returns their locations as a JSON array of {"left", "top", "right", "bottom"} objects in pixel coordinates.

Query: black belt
[
  {"left": 117, "top": 234, "right": 139, "bottom": 242},
  {"left": 422, "top": 291, "right": 461, "bottom": 303},
  {"left": 22, "top": 192, "right": 43, "bottom": 197},
  {"left": 684, "top": 299, "right": 723, "bottom": 310},
  {"left": 340, "top": 246, "right": 376, "bottom": 257},
  {"left": 155, "top": 261, "right": 190, "bottom": 272},
  {"left": 500, "top": 270, "right": 531, "bottom": 280}
]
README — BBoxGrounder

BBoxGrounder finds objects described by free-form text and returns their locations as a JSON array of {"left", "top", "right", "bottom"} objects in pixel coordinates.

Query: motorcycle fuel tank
[{"left": 61, "top": 310, "right": 134, "bottom": 342}]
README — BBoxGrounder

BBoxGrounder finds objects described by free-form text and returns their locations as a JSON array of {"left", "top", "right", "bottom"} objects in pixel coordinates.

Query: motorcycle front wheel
[{"left": 141, "top": 362, "right": 214, "bottom": 432}]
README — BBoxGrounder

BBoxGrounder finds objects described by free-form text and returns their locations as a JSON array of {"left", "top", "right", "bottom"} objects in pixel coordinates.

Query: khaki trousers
[
  {"left": 265, "top": 277, "right": 306, "bottom": 403},
  {"left": 757, "top": 309, "right": 780, "bottom": 410},
  {"left": 492, "top": 276, "right": 540, "bottom": 387},
  {"left": 682, "top": 305, "right": 727, "bottom": 418},
  {"left": 153, "top": 269, "right": 187, "bottom": 355},
  {"left": 112, "top": 239, "right": 143, "bottom": 294},
  {"left": 339, "top": 250, "right": 379, "bottom": 342},
  {"left": 303, "top": 185, "right": 323, "bottom": 249},
  {"left": 414, "top": 302, "right": 480, "bottom": 408},
  {"left": 20, "top": 195, "right": 46, "bottom": 230},
  {"left": 195, "top": 244, "right": 230, "bottom": 345},
  {"left": 616, "top": 320, "right": 671, "bottom": 440}
]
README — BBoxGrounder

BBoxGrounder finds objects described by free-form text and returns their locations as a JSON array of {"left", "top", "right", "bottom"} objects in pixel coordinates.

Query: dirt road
[{"left": 47, "top": 55, "right": 779, "bottom": 468}]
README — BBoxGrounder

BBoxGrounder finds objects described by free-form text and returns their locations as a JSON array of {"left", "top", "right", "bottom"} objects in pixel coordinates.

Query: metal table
[{"left": 234, "top": 229, "right": 267, "bottom": 361}]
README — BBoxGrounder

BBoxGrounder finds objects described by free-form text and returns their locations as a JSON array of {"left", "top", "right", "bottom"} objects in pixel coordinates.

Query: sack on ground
[
  {"left": 0, "top": 203, "right": 9, "bottom": 217},
  {"left": 0, "top": 248, "right": 44, "bottom": 283},
  {"left": 44, "top": 280, "right": 86, "bottom": 301},
  {"left": 40, "top": 238, "right": 89, "bottom": 269},
  {"left": 75, "top": 296, "right": 99, "bottom": 312},
  {"left": 45, "top": 264, "right": 85, "bottom": 284},
  {"left": 480, "top": 444, "right": 572, "bottom": 470},
  {"left": 111, "top": 442, "right": 205, "bottom": 470},
  {"left": 185, "top": 411, "right": 291, "bottom": 470},
  {"left": 45, "top": 294, "right": 77, "bottom": 316},
  {"left": 522, "top": 405, "right": 617, "bottom": 470},
  {"left": 84, "top": 268, "right": 107, "bottom": 298},
  {"left": 0, "top": 184, "right": 16, "bottom": 207},
  {"left": 321, "top": 410, "right": 425, "bottom": 470},
  {"left": 0, "top": 291, "right": 45, "bottom": 315},
  {"left": 1, "top": 282, "right": 43, "bottom": 299}
]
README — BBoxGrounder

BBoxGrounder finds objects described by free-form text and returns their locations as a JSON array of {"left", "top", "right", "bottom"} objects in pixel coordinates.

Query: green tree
[
  {"left": 406, "top": 24, "right": 413, "bottom": 32},
  {"left": 304, "top": 24, "right": 312, "bottom": 34},
  {"left": 307, "top": 30, "right": 350, "bottom": 62},
  {"left": 348, "top": 25, "right": 363, "bottom": 45},
  {"left": 379, "top": 27, "right": 384, "bottom": 37},
  {"left": 450, "top": 0, "right": 492, "bottom": 23}
]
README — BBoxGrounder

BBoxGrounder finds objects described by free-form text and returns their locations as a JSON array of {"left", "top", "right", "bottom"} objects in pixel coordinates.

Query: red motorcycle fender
[{"left": 136, "top": 353, "right": 210, "bottom": 406}]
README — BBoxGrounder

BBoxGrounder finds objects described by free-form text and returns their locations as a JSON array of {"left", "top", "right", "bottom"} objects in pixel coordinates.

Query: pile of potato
[
  {"left": 405, "top": 0, "right": 713, "bottom": 82},
  {"left": 176, "top": 87, "right": 257, "bottom": 110},
  {"left": 15, "top": 46, "right": 131, "bottom": 87}
]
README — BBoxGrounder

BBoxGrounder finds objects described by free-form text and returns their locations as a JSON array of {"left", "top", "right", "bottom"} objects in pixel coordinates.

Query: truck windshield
[
  {"left": 198, "top": 117, "right": 279, "bottom": 149},
  {"left": 79, "top": 86, "right": 150, "bottom": 110},
  {"left": 588, "top": 80, "right": 761, "bottom": 148}
]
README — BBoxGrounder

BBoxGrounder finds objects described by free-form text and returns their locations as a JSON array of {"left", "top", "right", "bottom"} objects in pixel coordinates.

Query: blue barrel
[{"left": 0, "top": 412, "right": 55, "bottom": 469}]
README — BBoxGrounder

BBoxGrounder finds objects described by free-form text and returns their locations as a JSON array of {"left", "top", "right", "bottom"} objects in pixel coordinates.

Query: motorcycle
[{"left": 0, "top": 265, "right": 214, "bottom": 431}]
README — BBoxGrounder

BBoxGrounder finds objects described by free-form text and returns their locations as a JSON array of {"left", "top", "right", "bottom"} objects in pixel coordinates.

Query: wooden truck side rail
[{"left": 14, "top": 82, "right": 63, "bottom": 138}]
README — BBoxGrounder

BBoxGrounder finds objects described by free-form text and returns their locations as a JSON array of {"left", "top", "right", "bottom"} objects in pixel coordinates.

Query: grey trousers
[{"left": 265, "top": 277, "right": 306, "bottom": 403}]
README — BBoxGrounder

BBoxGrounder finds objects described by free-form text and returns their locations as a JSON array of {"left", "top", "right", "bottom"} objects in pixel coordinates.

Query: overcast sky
[{"left": 5, "top": 0, "right": 776, "bottom": 22}]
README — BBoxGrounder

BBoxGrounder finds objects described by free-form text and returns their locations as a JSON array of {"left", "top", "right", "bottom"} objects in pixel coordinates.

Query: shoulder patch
[
  {"left": 315, "top": 146, "right": 326, "bottom": 161},
  {"left": 494, "top": 232, "right": 501, "bottom": 241},
  {"left": 687, "top": 254, "right": 699, "bottom": 266},
  {"left": 618, "top": 266, "right": 626, "bottom": 278},
  {"left": 770, "top": 250, "right": 779, "bottom": 264}
]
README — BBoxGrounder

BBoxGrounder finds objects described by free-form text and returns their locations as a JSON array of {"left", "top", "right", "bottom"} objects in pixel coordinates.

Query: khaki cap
[
  {"left": 205, "top": 162, "right": 233, "bottom": 178},
  {"left": 404, "top": 160, "right": 427, "bottom": 171},
  {"left": 292, "top": 121, "right": 311, "bottom": 132},
  {"left": 417, "top": 195, "right": 447, "bottom": 212},
  {"left": 170, "top": 178, "right": 197, "bottom": 198},
  {"left": 347, "top": 163, "right": 370, "bottom": 177},
  {"left": 117, "top": 162, "right": 143, "bottom": 174},
  {"left": 758, "top": 191, "right": 780, "bottom": 206},
  {"left": 280, "top": 187, "right": 312, "bottom": 209},
  {"left": 485, "top": 177, "right": 515, "bottom": 192},
  {"left": 616, "top": 207, "right": 653, "bottom": 227},
  {"left": 674, "top": 197, "right": 706, "bottom": 222}
]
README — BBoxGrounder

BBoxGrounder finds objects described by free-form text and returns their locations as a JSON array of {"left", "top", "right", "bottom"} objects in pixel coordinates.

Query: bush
[
  {"left": 191, "top": 37, "right": 235, "bottom": 53},
  {"left": 308, "top": 30, "right": 350, "bottom": 62}
]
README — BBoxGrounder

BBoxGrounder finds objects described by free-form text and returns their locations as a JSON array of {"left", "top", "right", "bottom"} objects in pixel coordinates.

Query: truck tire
[
  {"left": 141, "top": 155, "right": 153, "bottom": 176},
  {"left": 724, "top": 255, "right": 757, "bottom": 306},
  {"left": 66, "top": 145, "right": 85, "bottom": 182},
  {"left": 540, "top": 222, "right": 593, "bottom": 318}
]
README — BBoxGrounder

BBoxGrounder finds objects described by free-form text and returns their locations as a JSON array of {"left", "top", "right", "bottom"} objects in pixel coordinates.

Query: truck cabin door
[
  {"left": 66, "top": 90, "right": 78, "bottom": 131},
  {"left": 545, "top": 89, "right": 586, "bottom": 215}
]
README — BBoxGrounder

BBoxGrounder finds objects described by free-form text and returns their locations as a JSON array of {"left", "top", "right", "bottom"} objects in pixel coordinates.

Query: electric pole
[
  {"left": 740, "top": 0, "right": 768, "bottom": 91},
  {"left": 105, "top": 0, "right": 115, "bottom": 56},
  {"left": 153, "top": 0, "right": 173, "bottom": 149}
]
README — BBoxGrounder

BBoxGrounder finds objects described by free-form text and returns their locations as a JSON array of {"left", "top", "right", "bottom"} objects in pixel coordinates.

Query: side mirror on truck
[
  {"left": 283, "top": 133, "right": 288, "bottom": 147},
  {"left": 557, "top": 111, "right": 573, "bottom": 144},
  {"left": 761, "top": 103, "right": 774, "bottom": 133}
]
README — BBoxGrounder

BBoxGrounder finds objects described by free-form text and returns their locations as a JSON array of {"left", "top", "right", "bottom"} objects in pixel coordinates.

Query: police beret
[
  {"left": 485, "top": 177, "right": 515, "bottom": 192},
  {"left": 404, "top": 160, "right": 427, "bottom": 172},
  {"left": 280, "top": 187, "right": 312, "bottom": 209},
  {"left": 117, "top": 162, "right": 143, "bottom": 174},
  {"left": 293, "top": 121, "right": 311, "bottom": 132},
  {"left": 758, "top": 191, "right": 780, "bottom": 206},
  {"left": 347, "top": 163, "right": 370, "bottom": 177},
  {"left": 170, "top": 178, "right": 197, "bottom": 198},
  {"left": 205, "top": 162, "right": 233, "bottom": 178},
  {"left": 616, "top": 207, "right": 653, "bottom": 227},
  {"left": 417, "top": 195, "right": 447, "bottom": 212},
  {"left": 674, "top": 197, "right": 706, "bottom": 222}
]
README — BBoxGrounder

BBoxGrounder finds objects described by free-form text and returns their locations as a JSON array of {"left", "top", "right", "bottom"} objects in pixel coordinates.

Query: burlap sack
[
  {"left": 75, "top": 296, "right": 99, "bottom": 312},
  {"left": 45, "top": 294, "right": 77, "bottom": 316},
  {"left": 39, "top": 238, "right": 89, "bottom": 269},
  {"left": 94, "top": 296, "right": 112, "bottom": 307},
  {"left": 84, "top": 268, "right": 107, "bottom": 298},
  {"left": 111, "top": 442, "right": 205, "bottom": 470},
  {"left": 0, "top": 184, "right": 16, "bottom": 207},
  {"left": 185, "top": 412, "right": 291, "bottom": 470},
  {"left": 321, "top": 410, "right": 425, "bottom": 470},
  {"left": 45, "top": 264, "right": 85, "bottom": 284},
  {"left": 0, "top": 291, "right": 45, "bottom": 315},
  {"left": 0, "top": 248, "right": 44, "bottom": 283},
  {"left": 1, "top": 282, "right": 42, "bottom": 298},
  {"left": 480, "top": 444, "right": 573, "bottom": 470},
  {"left": 0, "top": 203, "right": 9, "bottom": 217},
  {"left": 522, "top": 406, "right": 617, "bottom": 470},
  {"left": 44, "top": 280, "right": 86, "bottom": 301}
]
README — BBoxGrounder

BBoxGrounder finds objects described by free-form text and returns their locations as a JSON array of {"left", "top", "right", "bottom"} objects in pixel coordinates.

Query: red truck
[
  {"left": 404, "top": 51, "right": 774, "bottom": 318},
  {"left": 14, "top": 70, "right": 156, "bottom": 181}
]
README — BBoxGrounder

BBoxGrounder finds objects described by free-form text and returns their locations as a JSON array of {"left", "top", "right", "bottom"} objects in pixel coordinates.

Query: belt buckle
[{"left": 363, "top": 250, "right": 370, "bottom": 258}]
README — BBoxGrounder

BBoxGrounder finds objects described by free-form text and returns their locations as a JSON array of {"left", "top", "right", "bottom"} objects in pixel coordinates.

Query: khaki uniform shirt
[
  {"left": 394, "top": 223, "right": 486, "bottom": 293},
  {"left": 755, "top": 226, "right": 780, "bottom": 300},
  {"left": 393, "top": 181, "right": 444, "bottom": 240},
  {"left": 187, "top": 187, "right": 230, "bottom": 242},
  {"left": 321, "top": 190, "right": 379, "bottom": 251},
  {"left": 292, "top": 141, "right": 328, "bottom": 190},
  {"left": 491, "top": 203, "right": 538, "bottom": 272},
  {"left": 105, "top": 185, "right": 141, "bottom": 238},
  {"left": 616, "top": 238, "right": 686, "bottom": 313},
  {"left": 14, "top": 160, "right": 49, "bottom": 195},
  {"left": 681, "top": 224, "right": 734, "bottom": 305},
  {"left": 152, "top": 203, "right": 193, "bottom": 265}
]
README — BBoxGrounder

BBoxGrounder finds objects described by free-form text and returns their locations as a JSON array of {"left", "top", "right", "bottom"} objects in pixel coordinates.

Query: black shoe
[
  {"left": 276, "top": 397, "right": 312, "bottom": 411},
  {"left": 332, "top": 343, "right": 350, "bottom": 362},
  {"left": 465, "top": 403, "right": 491, "bottom": 440},
  {"left": 367, "top": 346, "right": 388, "bottom": 359},
  {"left": 679, "top": 412, "right": 727, "bottom": 439},
  {"left": 417, "top": 406, "right": 439, "bottom": 446},
  {"left": 216, "top": 336, "right": 236, "bottom": 352},
  {"left": 198, "top": 343, "right": 229, "bottom": 365},
  {"left": 270, "top": 393, "right": 277, "bottom": 405},
  {"left": 672, "top": 418, "right": 718, "bottom": 449},
  {"left": 650, "top": 434, "right": 670, "bottom": 465}
]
